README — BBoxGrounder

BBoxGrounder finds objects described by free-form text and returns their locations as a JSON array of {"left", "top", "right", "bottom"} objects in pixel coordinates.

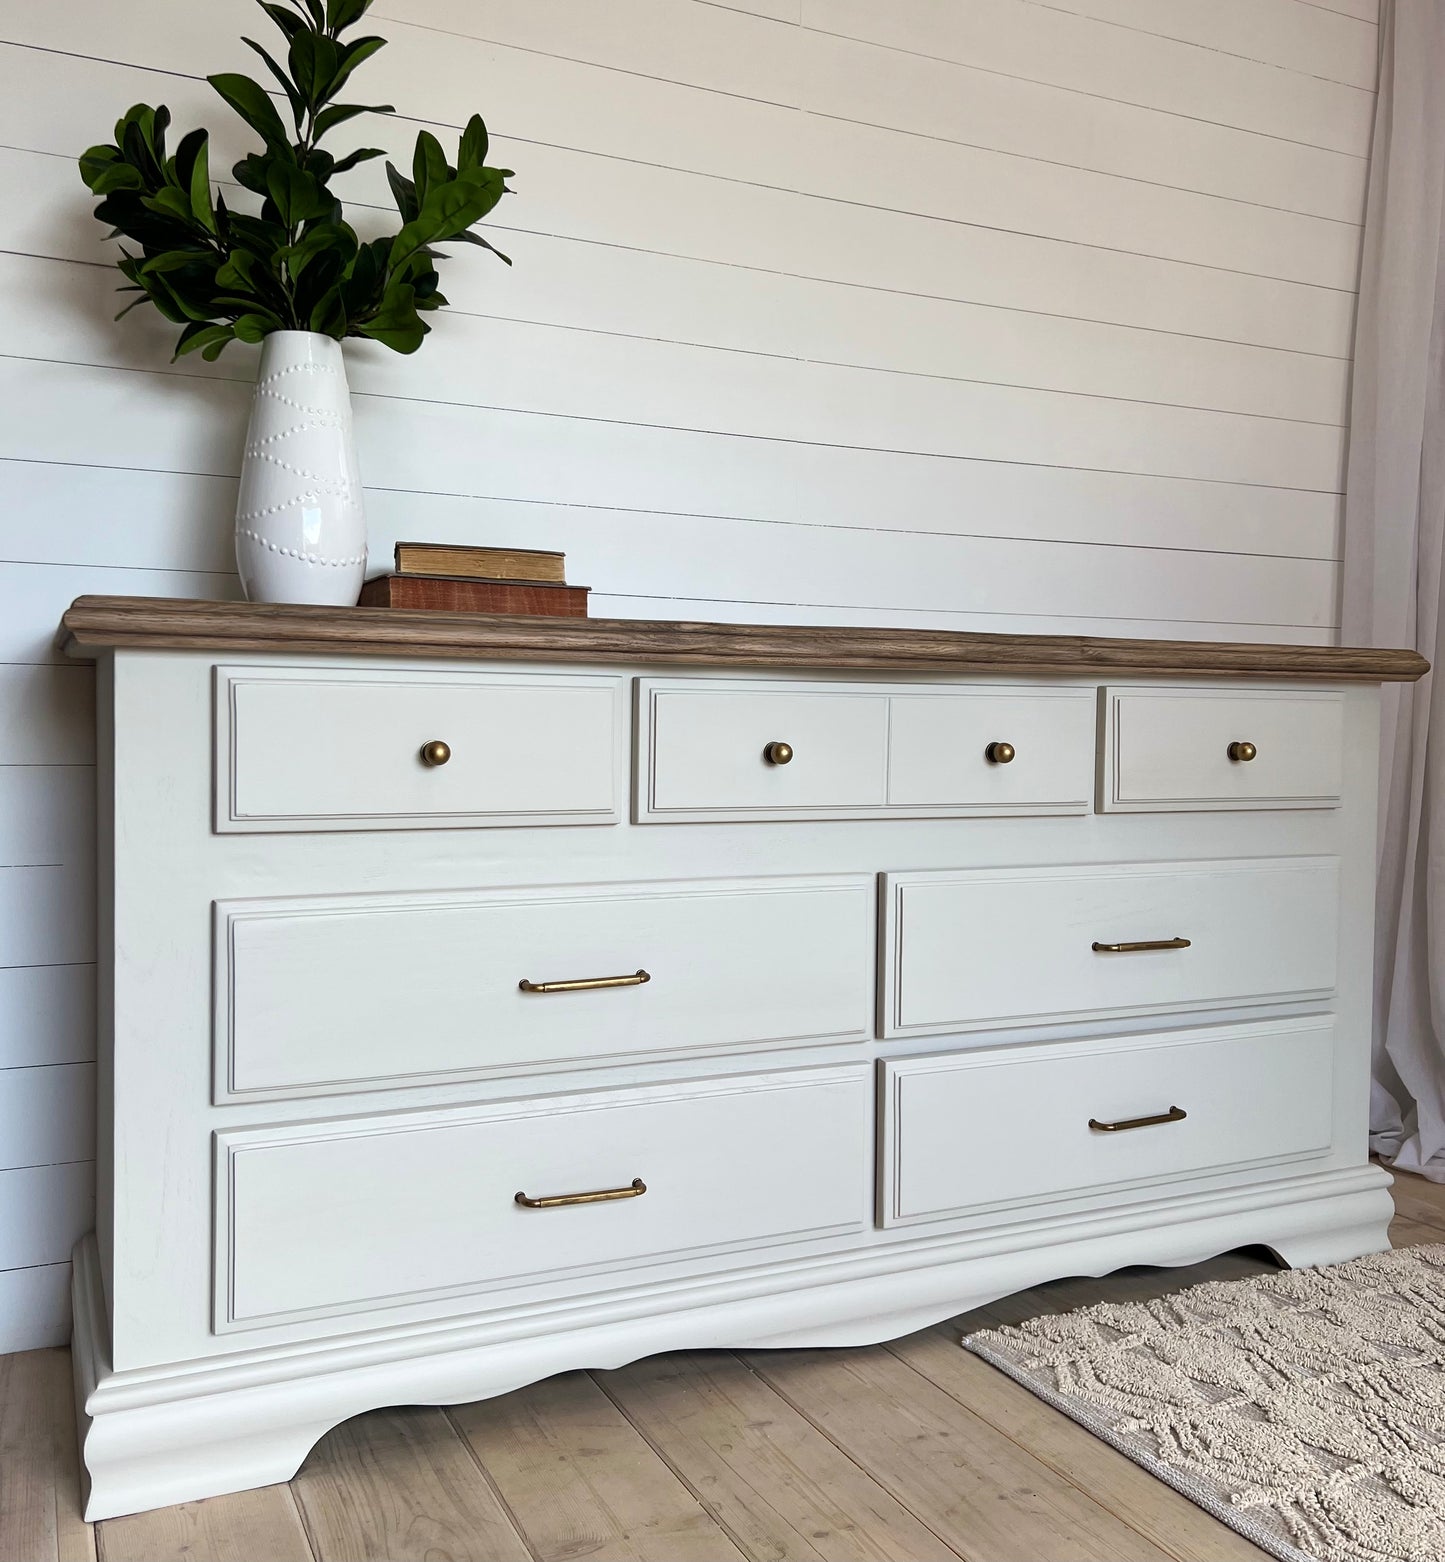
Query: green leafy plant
[{"left": 77, "top": 0, "right": 513, "bottom": 360}]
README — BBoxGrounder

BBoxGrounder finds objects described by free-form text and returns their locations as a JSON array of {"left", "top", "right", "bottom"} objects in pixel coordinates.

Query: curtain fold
[{"left": 1343, "top": 0, "right": 1445, "bottom": 1179}]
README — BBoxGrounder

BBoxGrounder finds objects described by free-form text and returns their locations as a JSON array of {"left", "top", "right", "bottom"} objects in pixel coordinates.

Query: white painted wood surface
[
  {"left": 217, "top": 876, "right": 874, "bottom": 1100},
  {"left": 1103, "top": 686, "right": 1346, "bottom": 810},
  {"left": 217, "top": 665, "right": 623, "bottom": 831},
  {"left": 881, "top": 1017, "right": 1337, "bottom": 1226},
  {"left": 0, "top": 0, "right": 1379, "bottom": 1344},
  {"left": 217, "top": 1066, "right": 870, "bottom": 1328},
  {"left": 882, "top": 857, "right": 1340, "bottom": 1036}
]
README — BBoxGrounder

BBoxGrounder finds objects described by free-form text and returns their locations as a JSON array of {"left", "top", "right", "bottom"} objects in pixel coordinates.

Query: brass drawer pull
[
  {"left": 419, "top": 739, "right": 451, "bottom": 767},
  {"left": 515, "top": 1177, "right": 647, "bottom": 1209},
  {"left": 519, "top": 969, "right": 651, "bottom": 994},
  {"left": 1089, "top": 1106, "right": 1187, "bottom": 1134},
  {"left": 1091, "top": 937, "right": 1191, "bottom": 953},
  {"left": 764, "top": 740, "right": 794, "bottom": 765},
  {"left": 1228, "top": 740, "right": 1258, "bottom": 762},
  {"left": 985, "top": 741, "right": 1016, "bottom": 765}
]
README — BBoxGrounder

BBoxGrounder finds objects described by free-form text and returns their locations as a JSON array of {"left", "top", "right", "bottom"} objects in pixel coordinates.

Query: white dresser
[{"left": 58, "top": 596, "right": 1427, "bottom": 1520}]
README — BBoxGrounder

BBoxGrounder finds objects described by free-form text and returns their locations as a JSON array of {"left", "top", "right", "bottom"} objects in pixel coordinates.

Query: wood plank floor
[{"left": 8, "top": 1174, "right": 1444, "bottom": 1562}]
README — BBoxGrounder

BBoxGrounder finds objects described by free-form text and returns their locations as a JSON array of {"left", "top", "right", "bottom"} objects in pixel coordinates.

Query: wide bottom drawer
[
  {"left": 880, "top": 1018, "right": 1335, "bottom": 1227},
  {"left": 215, "top": 1066, "right": 870, "bottom": 1330}
]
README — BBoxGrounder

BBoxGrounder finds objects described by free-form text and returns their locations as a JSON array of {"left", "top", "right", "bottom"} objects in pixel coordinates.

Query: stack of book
[{"left": 358, "top": 542, "right": 589, "bottom": 617}]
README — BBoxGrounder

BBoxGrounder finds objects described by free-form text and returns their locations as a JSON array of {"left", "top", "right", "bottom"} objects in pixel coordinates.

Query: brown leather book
[
  {"left": 358, "top": 574, "right": 589, "bottom": 616},
  {"left": 393, "top": 542, "right": 566, "bottom": 583}
]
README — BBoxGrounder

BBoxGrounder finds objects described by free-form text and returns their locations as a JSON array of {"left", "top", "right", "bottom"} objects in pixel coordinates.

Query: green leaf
[
  {"left": 242, "top": 37, "right": 306, "bottom": 130},
  {"left": 412, "top": 130, "right": 447, "bottom": 204},
  {"left": 313, "top": 102, "right": 392, "bottom": 138},
  {"left": 79, "top": 144, "right": 122, "bottom": 191},
  {"left": 297, "top": 0, "right": 326, "bottom": 29},
  {"left": 456, "top": 113, "right": 488, "bottom": 172},
  {"left": 282, "top": 219, "right": 357, "bottom": 279},
  {"left": 265, "top": 161, "right": 332, "bottom": 225},
  {"left": 308, "top": 283, "right": 347, "bottom": 336},
  {"left": 142, "top": 186, "right": 198, "bottom": 225},
  {"left": 329, "top": 146, "right": 385, "bottom": 175},
  {"left": 454, "top": 228, "right": 512, "bottom": 265},
  {"left": 384, "top": 161, "right": 419, "bottom": 222},
  {"left": 330, "top": 35, "right": 386, "bottom": 94},
  {"left": 187, "top": 136, "right": 216, "bottom": 233},
  {"left": 388, "top": 166, "right": 508, "bottom": 272},
  {"left": 327, "top": 0, "right": 372, "bottom": 30},
  {"left": 257, "top": 1, "right": 306, "bottom": 42},
  {"left": 232, "top": 311, "right": 282, "bottom": 343},
  {"left": 288, "top": 30, "right": 338, "bottom": 107},
  {"left": 88, "top": 161, "right": 146, "bottom": 195},
  {"left": 175, "top": 321, "right": 237, "bottom": 360},
  {"left": 208, "top": 73, "right": 291, "bottom": 148},
  {"left": 356, "top": 280, "right": 427, "bottom": 352}
]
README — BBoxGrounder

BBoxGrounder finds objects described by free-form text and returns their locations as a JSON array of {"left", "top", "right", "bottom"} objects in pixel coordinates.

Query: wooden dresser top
[{"left": 58, "top": 596, "right": 1429, "bottom": 682}]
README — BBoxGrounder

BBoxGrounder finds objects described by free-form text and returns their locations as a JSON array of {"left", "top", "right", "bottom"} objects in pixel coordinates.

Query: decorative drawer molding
[
  {"left": 635, "top": 677, "right": 1095, "bottom": 823},
  {"left": 1100, "top": 685, "right": 1344, "bottom": 812},
  {"left": 213, "top": 1065, "right": 871, "bottom": 1331},
  {"left": 880, "top": 1017, "right": 1336, "bottom": 1227},
  {"left": 213, "top": 664, "right": 625, "bottom": 832},
  {"left": 213, "top": 875, "right": 875, "bottom": 1103},
  {"left": 881, "top": 856, "right": 1340, "bottom": 1038}
]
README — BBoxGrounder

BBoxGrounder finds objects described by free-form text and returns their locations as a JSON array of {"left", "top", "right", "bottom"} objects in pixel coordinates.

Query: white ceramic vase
[{"left": 234, "top": 331, "right": 367, "bottom": 605}]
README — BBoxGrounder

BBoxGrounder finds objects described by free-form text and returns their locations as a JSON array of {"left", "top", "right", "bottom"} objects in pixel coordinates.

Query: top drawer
[
  {"left": 636, "top": 679, "right": 1095, "bottom": 822},
  {"left": 1102, "top": 687, "right": 1343, "bottom": 812},
  {"left": 215, "top": 666, "right": 623, "bottom": 832}
]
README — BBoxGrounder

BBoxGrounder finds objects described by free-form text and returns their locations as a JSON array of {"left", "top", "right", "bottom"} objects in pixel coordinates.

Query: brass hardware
[
  {"left": 985, "top": 741, "right": 1016, "bottom": 765},
  {"left": 1228, "top": 740, "right": 1258, "bottom": 763},
  {"left": 519, "top": 968, "right": 651, "bottom": 994},
  {"left": 419, "top": 739, "right": 452, "bottom": 767},
  {"left": 764, "top": 740, "right": 794, "bottom": 766},
  {"left": 515, "top": 1177, "right": 647, "bottom": 1209},
  {"left": 1089, "top": 1105, "right": 1187, "bottom": 1134},
  {"left": 1091, "top": 937, "right": 1192, "bottom": 953}
]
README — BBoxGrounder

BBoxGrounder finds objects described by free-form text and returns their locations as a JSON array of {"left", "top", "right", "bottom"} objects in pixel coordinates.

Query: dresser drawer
[
  {"left": 215, "top": 875, "right": 873, "bottom": 1101},
  {"left": 880, "top": 1018, "right": 1335, "bottom": 1226},
  {"left": 882, "top": 857, "right": 1338, "bottom": 1037},
  {"left": 214, "top": 1066, "right": 870, "bottom": 1328},
  {"left": 636, "top": 678, "right": 1094, "bottom": 821},
  {"left": 214, "top": 665, "right": 623, "bottom": 831},
  {"left": 886, "top": 689, "right": 1094, "bottom": 813},
  {"left": 1101, "top": 686, "right": 1343, "bottom": 811},
  {"left": 639, "top": 681, "right": 890, "bottom": 820}
]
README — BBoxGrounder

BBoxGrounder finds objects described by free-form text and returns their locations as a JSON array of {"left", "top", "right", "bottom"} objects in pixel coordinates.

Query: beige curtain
[{"left": 1343, "top": 0, "right": 1445, "bottom": 1179}]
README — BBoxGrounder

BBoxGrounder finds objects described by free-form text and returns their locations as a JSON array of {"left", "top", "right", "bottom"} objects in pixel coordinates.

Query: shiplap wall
[{"left": 0, "top": 0, "right": 1378, "bottom": 1350}]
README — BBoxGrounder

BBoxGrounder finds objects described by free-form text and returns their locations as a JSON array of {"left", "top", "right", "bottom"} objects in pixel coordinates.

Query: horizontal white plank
[
  {"left": 587, "top": 593, "right": 1335, "bottom": 644},
  {"left": 373, "top": 0, "right": 805, "bottom": 105},
  {"left": 0, "top": 867, "right": 94, "bottom": 967},
  {"left": 800, "top": 26, "right": 1368, "bottom": 224},
  {"left": 3, "top": 59, "right": 1359, "bottom": 357},
  {"left": 0, "top": 965, "right": 95, "bottom": 1070},
  {"left": 0, "top": 767, "right": 93, "bottom": 868},
  {"left": 0, "top": 666, "right": 94, "bottom": 765},
  {"left": 0, "top": 1062, "right": 93, "bottom": 1171},
  {"left": 0, "top": 360, "right": 1345, "bottom": 618},
  {"left": 1041, "top": 0, "right": 1377, "bottom": 89},
  {"left": 0, "top": 557, "right": 239, "bottom": 665},
  {"left": 353, "top": 488, "right": 1335, "bottom": 629},
  {"left": 0, "top": 1162, "right": 92, "bottom": 1270},
  {"left": 4, "top": 162, "right": 1353, "bottom": 427},
  {"left": 0, "top": 1262, "right": 72, "bottom": 1352},
  {"left": 0, "top": 308, "right": 1347, "bottom": 497},
  {"left": 805, "top": 0, "right": 1374, "bottom": 155}
]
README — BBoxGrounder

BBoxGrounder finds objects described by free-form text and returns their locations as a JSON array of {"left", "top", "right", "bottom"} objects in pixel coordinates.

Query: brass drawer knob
[
  {"left": 764, "top": 740, "right": 794, "bottom": 765},
  {"left": 1227, "top": 740, "right": 1257, "bottom": 763},
  {"left": 985, "top": 741, "right": 1016, "bottom": 765},
  {"left": 419, "top": 739, "right": 451, "bottom": 767}
]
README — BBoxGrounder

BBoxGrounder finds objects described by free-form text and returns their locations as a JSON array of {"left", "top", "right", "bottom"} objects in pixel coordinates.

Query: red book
[{"left": 358, "top": 574, "right": 589, "bottom": 617}]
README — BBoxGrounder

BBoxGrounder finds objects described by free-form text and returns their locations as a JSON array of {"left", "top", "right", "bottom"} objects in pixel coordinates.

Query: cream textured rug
[{"left": 963, "top": 1245, "right": 1445, "bottom": 1562}]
